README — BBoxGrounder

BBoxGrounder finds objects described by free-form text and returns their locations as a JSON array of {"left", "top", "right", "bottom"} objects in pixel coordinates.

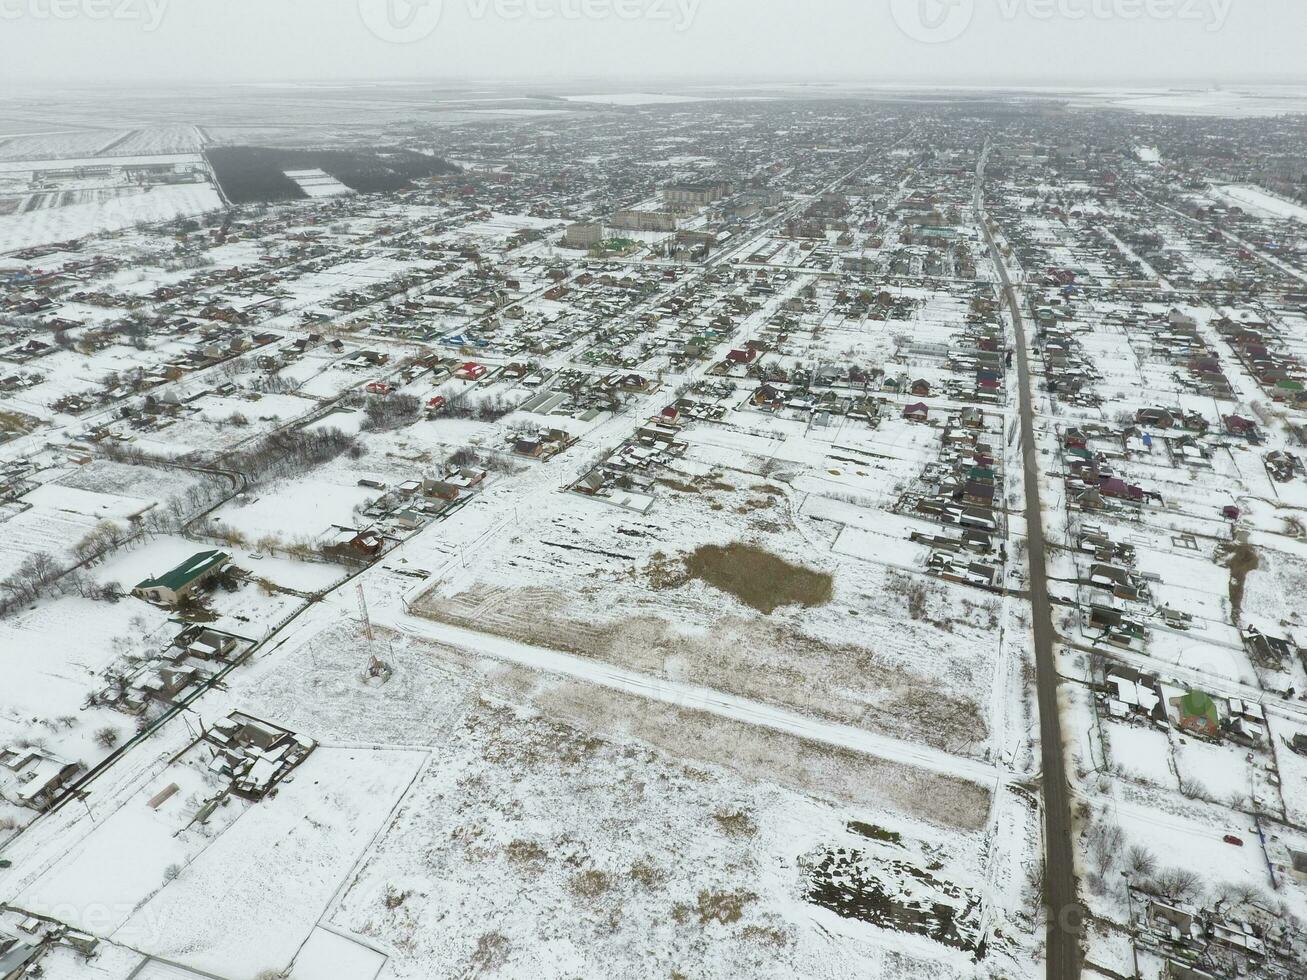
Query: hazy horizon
[{"left": 1, "top": 0, "right": 1304, "bottom": 88}]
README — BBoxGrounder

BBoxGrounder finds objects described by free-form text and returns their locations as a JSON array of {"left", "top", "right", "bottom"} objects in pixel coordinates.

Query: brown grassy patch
[
  {"left": 569, "top": 870, "right": 612, "bottom": 899},
  {"left": 0, "top": 410, "right": 37, "bottom": 437},
  {"left": 505, "top": 840, "right": 547, "bottom": 865},
  {"left": 685, "top": 543, "right": 832, "bottom": 614},
  {"left": 847, "top": 820, "right": 902, "bottom": 845},
  {"left": 1219, "top": 534, "right": 1260, "bottom": 624},
  {"left": 645, "top": 551, "right": 690, "bottom": 591},
  {"left": 673, "top": 889, "right": 757, "bottom": 926},
  {"left": 742, "top": 924, "right": 791, "bottom": 947},
  {"left": 470, "top": 933, "right": 510, "bottom": 973},
  {"left": 628, "top": 859, "right": 669, "bottom": 890},
  {"left": 711, "top": 808, "right": 757, "bottom": 837},
  {"left": 656, "top": 477, "right": 701, "bottom": 495}
]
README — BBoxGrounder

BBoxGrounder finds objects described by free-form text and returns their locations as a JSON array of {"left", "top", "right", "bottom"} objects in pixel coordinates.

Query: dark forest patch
[{"left": 206, "top": 145, "right": 460, "bottom": 203}]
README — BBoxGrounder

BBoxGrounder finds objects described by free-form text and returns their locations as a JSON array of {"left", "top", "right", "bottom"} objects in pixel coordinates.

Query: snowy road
[{"left": 380, "top": 603, "right": 1006, "bottom": 789}]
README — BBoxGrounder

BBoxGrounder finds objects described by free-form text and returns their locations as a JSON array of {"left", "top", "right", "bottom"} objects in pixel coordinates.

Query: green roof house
[
  {"left": 1174, "top": 689, "right": 1220, "bottom": 740},
  {"left": 133, "top": 550, "right": 230, "bottom": 607}
]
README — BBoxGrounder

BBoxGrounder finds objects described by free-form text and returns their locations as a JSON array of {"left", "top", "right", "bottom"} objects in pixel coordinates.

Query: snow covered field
[
  {"left": 0, "top": 182, "right": 222, "bottom": 254},
  {"left": 11, "top": 745, "right": 424, "bottom": 978},
  {"left": 1213, "top": 183, "right": 1307, "bottom": 224},
  {"left": 285, "top": 168, "right": 354, "bottom": 198}
]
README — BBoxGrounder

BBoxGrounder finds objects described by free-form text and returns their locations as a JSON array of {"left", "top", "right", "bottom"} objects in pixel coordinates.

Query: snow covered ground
[
  {"left": 0, "top": 182, "right": 222, "bottom": 254},
  {"left": 1212, "top": 183, "right": 1307, "bottom": 224},
  {"left": 285, "top": 169, "right": 354, "bottom": 198}
]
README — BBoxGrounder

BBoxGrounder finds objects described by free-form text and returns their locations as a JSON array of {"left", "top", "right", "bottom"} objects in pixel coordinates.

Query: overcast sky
[{"left": 1, "top": 0, "right": 1303, "bottom": 88}]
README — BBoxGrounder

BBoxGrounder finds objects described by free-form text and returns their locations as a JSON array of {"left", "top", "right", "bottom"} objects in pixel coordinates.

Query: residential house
[
  {"left": 1172, "top": 690, "right": 1221, "bottom": 740},
  {"left": 132, "top": 551, "right": 230, "bottom": 606},
  {"left": 0, "top": 747, "right": 81, "bottom": 812}
]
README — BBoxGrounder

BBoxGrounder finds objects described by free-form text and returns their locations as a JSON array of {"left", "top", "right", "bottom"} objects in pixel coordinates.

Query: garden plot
[
  {"left": 0, "top": 594, "right": 171, "bottom": 719},
  {"left": 416, "top": 477, "right": 1005, "bottom": 759},
  {"left": 323, "top": 697, "right": 1033, "bottom": 980},
  {"left": 32, "top": 945, "right": 145, "bottom": 979},
  {"left": 303, "top": 406, "right": 365, "bottom": 435},
  {"left": 1277, "top": 720, "right": 1307, "bottom": 828},
  {"left": 115, "top": 409, "right": 286, "bottom": 461},
  {"left": 289, "top": 358, "right": 381, "bottom": 401},
  {"left": 0, "top": 595, "right": 174, "bottom": 831},
  {"left": 680, "top": 414, "right": 937, "bottom": 514},
  {"left": 111, "top": 386, "right": 324, "bottom": 459},
  {"left": 1241, "top": 547, "right": 1307, "bottom": 638},
  {"left": 1212, "top": 184, "right": 1307, "bottom": 224},
  {"left": 0, "top": 348, "right": 134, "bottom": 418},
  {"left": 12, "top": 746, "right": 424, "bottom": 980},
  {"left": 1133, "top": 546, "right": 1232, "bottom": 625},
  {"left": 0, "top": 491, "right": 138, "bottom": 581},
  {"left": 830, "top": 518, "right": 928, "bottom": 570},
  {"left": 1097, "top": 780, "right": 1294, "bottom": 917},
  {"left": 53, "top": 458, "right": 220, "bottom": 504},
  {"left": 458, "top": 211, "right": 568, "bottom": 242},
  {"left": 291, "top": 928, "right": 387, "bottom": 980},
  {"left": 1101, "top": 721, "right": 1177, "bottom": 790},
  {"left": 0, "top": 132, "right": 134, "bottom": 163},
  {"left": 20, "top": 483, "right": 153, "bottom": 523},
  {"left": 1171, "top": 736, "right": 1255, "bottom": 805},
  {"left": 189, "top": 389, "right": 318, "bottom": 427},
  {"left": 204, "top": 473, "right": 379, "bottom": 545}
]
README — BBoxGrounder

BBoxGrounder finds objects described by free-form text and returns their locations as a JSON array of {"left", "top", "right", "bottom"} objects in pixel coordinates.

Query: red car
[{"left": 1223, "top": 835, "right": 1244, "bottom": 847}]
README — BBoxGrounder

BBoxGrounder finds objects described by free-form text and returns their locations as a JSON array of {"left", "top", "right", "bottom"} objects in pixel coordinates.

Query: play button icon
[
  {"left": 359, "top": 0, "right": 444, "bottom": 43},
  {"left": 889, "top": 0, "right": 975, "bottom": 44}
]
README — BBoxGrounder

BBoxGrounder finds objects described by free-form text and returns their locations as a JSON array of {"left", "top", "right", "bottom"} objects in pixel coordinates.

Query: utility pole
[
  {"left": 356, "top": 583, "right": 390, "bottom": 682},
  {"left": 355, "top": 582, "right": 373, "bottom": 643}
]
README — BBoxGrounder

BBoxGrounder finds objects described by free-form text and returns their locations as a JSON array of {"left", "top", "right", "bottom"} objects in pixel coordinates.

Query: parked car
[{"left": 1223, "top": 835, "right": 1244, "bottom": 847}]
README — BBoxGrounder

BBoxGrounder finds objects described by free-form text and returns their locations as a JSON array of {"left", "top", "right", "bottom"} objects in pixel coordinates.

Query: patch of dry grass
[
  {"left": 645, "top": 550, "right": 691, "bottom": 591},
  {"left": 419, "top": 586, "right": 991, "bottom": 763},
  {"left": 531, "top": 680, "right": 994, "bottom": 831},
  {"left": 627, "top": 858, "right": 669, "bottom": 890},
  {"left": 505, "top": 839, "right": 548, "bottom": 865},
  {"left": 470, "top": 932, "right": 510, "bottom": 973},
  {"left": 673, "top": 889, "right": 757, "bottom": 925},
  {"left": 742, "top": 924, "right": 791, "bottom": 947},
  {"left": 569, "top": 869, "right": 612, "bottom": 899},
  {"left": 685, "top": 543, "right": 832, "bottom": 614},
  {"left": 1218, "top": 534, "right": 1260, "bottom": 624},
  {"left": 711, "top": 808, "right": 758, "bottom": 837}
]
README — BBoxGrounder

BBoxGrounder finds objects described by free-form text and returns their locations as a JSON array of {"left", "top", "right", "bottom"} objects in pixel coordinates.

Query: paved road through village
[{"left": 976, "top": 143, "right": 1083, "bottom": 980}]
